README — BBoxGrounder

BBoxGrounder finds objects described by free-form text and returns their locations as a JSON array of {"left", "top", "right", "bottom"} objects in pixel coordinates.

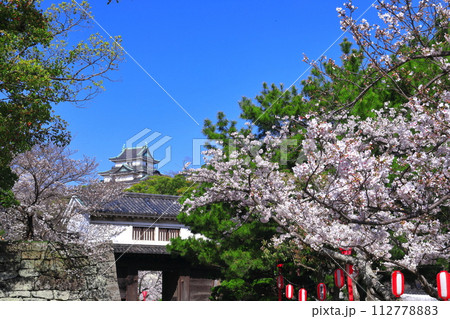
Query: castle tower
[{"left": 99, "top": 145, "right": 160, "bottom": 183}]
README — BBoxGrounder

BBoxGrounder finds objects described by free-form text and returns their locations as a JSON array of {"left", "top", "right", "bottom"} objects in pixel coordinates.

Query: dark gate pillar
[
  {"left": 116, "top": 266, "right": 128, "bottom": 301},
  {"left": 177, "top": 276, "right": 190, "bottom": 301},
  {"left": 125, "top": 268, "right": 138, "bottom": 301},
  {"left": 162, "top": 270, "right": 179, "bottom": 301}
]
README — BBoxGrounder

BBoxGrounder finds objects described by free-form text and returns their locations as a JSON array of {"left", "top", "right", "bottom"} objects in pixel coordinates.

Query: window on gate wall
[
  {"left": 158, "top": 228, "right": 180, "bottom": 241},
  {"left": 132, "top": 227, "right": 155, "bottom": 241}
]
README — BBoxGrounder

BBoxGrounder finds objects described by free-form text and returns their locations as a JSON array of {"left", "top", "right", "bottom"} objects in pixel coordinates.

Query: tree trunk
[
  {"left": 352, "top": 280, "right": 361, "bottom": 300},
  {"left": 366, "top": 287, "right": 381, "bottom": 300},
  {"left": 416, "top": 273, "right": 439, "bottom": 299},
  {"left": 25, "top": 212, "right": 34, "bottom": 240},
  {"left": 358, "top": 260, "right": 393, "bottom": 301}
]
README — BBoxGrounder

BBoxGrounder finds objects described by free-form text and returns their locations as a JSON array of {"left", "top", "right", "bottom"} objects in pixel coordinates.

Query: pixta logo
[{"left": 125, "top": 128, "right": 172, "bottom": 170}]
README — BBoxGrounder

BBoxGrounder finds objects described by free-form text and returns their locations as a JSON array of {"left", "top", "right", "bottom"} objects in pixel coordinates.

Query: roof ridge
[
  {"left": 123, "top": 192, "right": 180, "bottom": 199},
  {"left": 109, "top": 145, "right": 158, "bottom": 162},
  {"left": 124, "top": 145, "right": 147, "bottom": 150}
]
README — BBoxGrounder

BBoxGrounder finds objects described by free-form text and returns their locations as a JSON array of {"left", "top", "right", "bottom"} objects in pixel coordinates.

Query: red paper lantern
[
  {"left": 285, "top": 284, "right": 294, "bottom": 299},
  {"left": 339, "top": 248, "right": 352, "bottom": 255},
  {"left": 277, "top": 274, "right": 284, "bottom": 289},
  {"left": 317, "top": 283, "right": 327, "bottom": 301},
  {"left": 345, "top": 264, "right": 354, "bottom": 275},
  {"left": 391, "top": 270, "right": 404, "bottom": 298},
  {"left": 437, "top": 271, "right": 450, "bottom": 301},
  {"left": 334, "top": 269, "right": 345, "bottom": 288},
  {"left": 345, "top": 264, "right": 355, "bottom": 301},
  {"left": 298, "top": 288, "right": 307, "bottom": 301}
]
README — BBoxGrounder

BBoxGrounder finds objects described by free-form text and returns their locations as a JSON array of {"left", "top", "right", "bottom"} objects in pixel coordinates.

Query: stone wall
[{"left": 0, "top": 241, "right": 120, "bottom": 301}]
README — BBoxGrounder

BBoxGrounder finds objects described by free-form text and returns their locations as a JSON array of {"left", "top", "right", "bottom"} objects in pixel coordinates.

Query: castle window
[
  {"left": 132, "top": 227, "right": 155, "bottom": 241},
  {"left": 158, "top": 228, "right": 180, "bottom": 241}
]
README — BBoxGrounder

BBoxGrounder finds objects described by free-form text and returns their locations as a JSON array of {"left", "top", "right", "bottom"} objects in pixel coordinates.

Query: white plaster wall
[
  {"left": 115, "top": 161, "right": 126, "bottom": 167},
  {"left": 115, "top": 175, "right": 134, "bottom": 182},
  {"left": 101, "top": 223, "right": 196, "bottom": 246}
]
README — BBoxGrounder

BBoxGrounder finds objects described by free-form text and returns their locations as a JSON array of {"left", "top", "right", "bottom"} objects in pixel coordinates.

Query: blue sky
[{"left": 47, "top": 0, "right": 377, "bottom": 176}]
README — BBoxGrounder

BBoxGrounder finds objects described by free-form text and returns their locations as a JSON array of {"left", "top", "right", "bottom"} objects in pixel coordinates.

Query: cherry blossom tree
[
  {"left": 184, "top": 92, "right": 449, "bottom": 300},
  {"left": 0, "top": 144, "right": 124, "bottom": 247},
  {"left": 182, "top": 0, "right": 449, "bottom": 300},
  {"left": 328, "top": 0, "right": 449, "bottom": 115}
]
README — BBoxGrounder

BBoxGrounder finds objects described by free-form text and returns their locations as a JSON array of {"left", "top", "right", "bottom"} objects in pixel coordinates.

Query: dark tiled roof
[
  {"left": 113, "top": 243, "right": 168, "bottom": 255},
  {"left": 98, "top": 164, "right": 154, "bottom": 177},
  {"left": 99, "top": 164, "right": 135, "bottom": 176},
  {"left": 93, "top": 192, "right": 181, "bottom": 218},
  {"left": 109, "top": 146, "right": 160, "bottom": 163}
]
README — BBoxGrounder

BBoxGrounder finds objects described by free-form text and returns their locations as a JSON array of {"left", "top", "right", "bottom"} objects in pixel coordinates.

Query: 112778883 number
[{"left": 371, "top": 305, "right": 438, "bottom": 316}]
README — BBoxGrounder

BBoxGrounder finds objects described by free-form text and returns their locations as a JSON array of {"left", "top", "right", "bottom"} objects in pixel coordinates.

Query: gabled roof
[
  {"left": 92, "top": 192, "right": 181, "bottom": 219},
  {"left": 99, "top": 164, "right": 142, "bottom": 176},
  {"left": 109, "top": 145, "right": 160, "bottom": 164}
]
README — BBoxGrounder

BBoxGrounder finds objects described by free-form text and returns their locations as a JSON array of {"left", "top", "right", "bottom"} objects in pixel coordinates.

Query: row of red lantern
[
  {"left": 392, "top": 270, "right": 450, "bottom": 301},
  {"left": 277, "top": 263, "right": 324, "bottom": 301},
  {"left": 282, "top": 283, "right": 326, "bottom": 301},
  {"left": 278, "top": 273, "right": 326, "bottom": 301},
  {"left": 279, "top": 270, "right": 450, "bottom": 301},
  {"left": 283, "top": 284, "right": 298, "bottom": 300}
]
